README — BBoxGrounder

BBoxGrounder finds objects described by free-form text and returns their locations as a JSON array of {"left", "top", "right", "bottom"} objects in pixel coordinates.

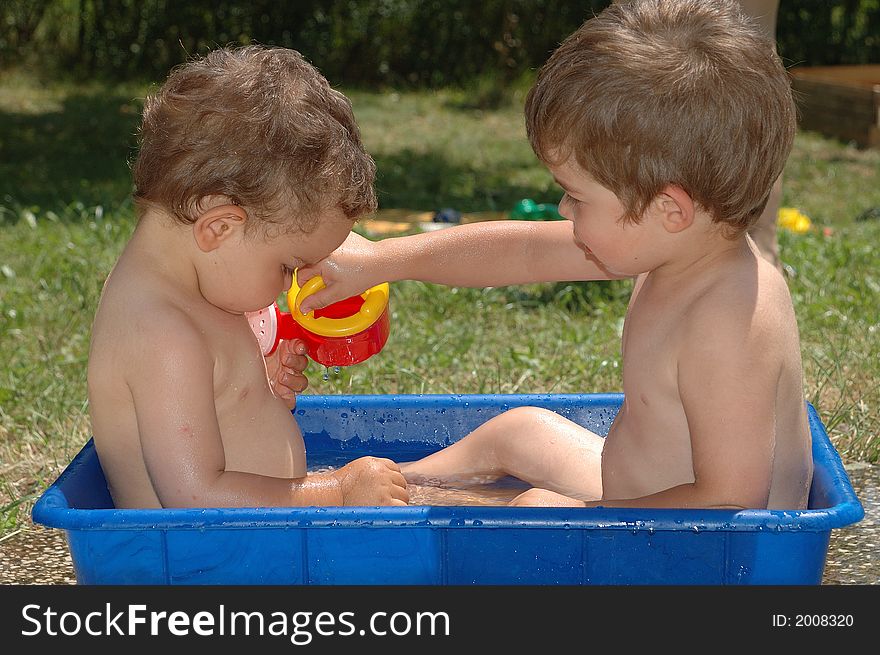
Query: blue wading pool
[{"left": 32, "top": 393, "right": 864, "bottom": 585}]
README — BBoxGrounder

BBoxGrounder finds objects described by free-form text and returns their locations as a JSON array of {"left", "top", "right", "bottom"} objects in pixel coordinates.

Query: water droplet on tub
[
  {"left": 322, "top": 367, "right": 330, "bottom": 381},
  {"left": 334, "top": 366, "right": 341, "bottom": 375}
]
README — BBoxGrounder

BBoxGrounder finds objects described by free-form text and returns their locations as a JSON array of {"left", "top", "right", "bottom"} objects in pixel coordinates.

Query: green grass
[{"left": 1, "top": 71, "right": 879, "bottom": 535}]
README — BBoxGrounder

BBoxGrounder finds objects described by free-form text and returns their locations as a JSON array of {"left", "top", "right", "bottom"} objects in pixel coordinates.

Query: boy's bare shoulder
[{"left": 681, "top": 255, "right": 796, "bottom": 353}]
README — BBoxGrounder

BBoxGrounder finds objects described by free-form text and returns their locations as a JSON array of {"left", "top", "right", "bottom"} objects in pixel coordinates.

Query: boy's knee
[
  {"left": 497, "top": 405, "right": 558, "bottom": 428},
  {"left": 492, "top": 406, "right": 560, "bottom": 460}
]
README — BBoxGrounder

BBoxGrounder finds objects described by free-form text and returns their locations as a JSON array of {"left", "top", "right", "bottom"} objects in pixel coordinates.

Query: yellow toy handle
[{"left": 289, "top": 275, "right": 389, "bottom": 338}]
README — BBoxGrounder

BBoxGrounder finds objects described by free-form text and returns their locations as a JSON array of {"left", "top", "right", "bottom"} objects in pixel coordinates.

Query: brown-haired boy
[
  {"left": 297, "top": 0, "right": 813, "bottom": 509},
  {"left": 88, "top": 45, "right": 408, "bottom": 508}
]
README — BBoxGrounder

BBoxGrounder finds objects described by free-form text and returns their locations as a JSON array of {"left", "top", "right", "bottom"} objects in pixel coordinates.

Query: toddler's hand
[
  {"left": 333, "top": 456, "right": 409, "bottom": 506},
  {"left": 266, "top": 338, "right": 309, "bottom": 409}
]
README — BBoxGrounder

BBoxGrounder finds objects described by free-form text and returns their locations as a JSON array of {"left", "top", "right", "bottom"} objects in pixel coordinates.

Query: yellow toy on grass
[{"left": 777, "top": 207, "right": 812, "bottom": 234}]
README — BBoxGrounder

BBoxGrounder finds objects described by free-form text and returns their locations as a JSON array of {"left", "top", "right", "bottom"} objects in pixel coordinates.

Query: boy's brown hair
[
  {"left": 525, "top": 0, "right": 796, "bottom": 235},
  {"left": 132, "top": 45, "right": 377, "bottom": 233}
]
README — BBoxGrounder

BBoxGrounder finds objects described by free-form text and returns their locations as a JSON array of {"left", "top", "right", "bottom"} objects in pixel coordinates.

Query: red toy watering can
[{"left": 246, "top": 276, "right": 390, "bottom": 367}]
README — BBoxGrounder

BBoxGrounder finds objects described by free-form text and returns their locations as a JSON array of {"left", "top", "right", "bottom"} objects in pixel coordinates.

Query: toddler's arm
[{"left": 297, "top": 220, "right": 624, "bottom": 313}]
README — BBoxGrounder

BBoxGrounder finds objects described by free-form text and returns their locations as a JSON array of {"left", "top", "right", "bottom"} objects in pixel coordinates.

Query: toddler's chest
[
  {"left": 213, "top": 347, "right": 274, "bottom": 413},
  {"left": 202, "top": 315, "right": 275, "bottom": 411}
]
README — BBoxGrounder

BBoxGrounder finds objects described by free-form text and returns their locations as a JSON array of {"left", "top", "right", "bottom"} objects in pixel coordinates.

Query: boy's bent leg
[{"left": 400, "top": 406, "right": 604, "bottom": 501}]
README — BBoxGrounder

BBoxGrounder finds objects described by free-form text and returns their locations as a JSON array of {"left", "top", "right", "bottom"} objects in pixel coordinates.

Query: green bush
[{"left": 4, "top": 1, "right": 879, "bottom": 88}]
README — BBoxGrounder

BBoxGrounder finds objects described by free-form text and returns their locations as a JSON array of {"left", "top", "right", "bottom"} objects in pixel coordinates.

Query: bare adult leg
[
  {"left": 737, "top": 0, "right": 779, "bottom": 38},
  {"left": 748, "top": 174, "right": 783, "bottom": 271},
  {"left": 736, "top": 1, "right": 784, "bottom": 271}
]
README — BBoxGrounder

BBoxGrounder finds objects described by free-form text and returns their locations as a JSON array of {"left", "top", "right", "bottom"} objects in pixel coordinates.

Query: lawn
[{"left": 1, "top": 71, "right": 878, "bottom": 534}]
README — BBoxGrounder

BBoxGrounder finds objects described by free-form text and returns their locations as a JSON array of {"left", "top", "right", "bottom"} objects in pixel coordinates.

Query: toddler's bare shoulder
[{"left": 118, "top": 298, "right": 213, "bottom": 370}]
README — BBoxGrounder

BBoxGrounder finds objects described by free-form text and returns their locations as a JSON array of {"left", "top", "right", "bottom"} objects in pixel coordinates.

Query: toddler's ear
[
  {"left": 654, "top": 185, "right": 695, "bottom": 234},
  {"left": 192, "top": 202, "right": 248, "bottom": 252}
]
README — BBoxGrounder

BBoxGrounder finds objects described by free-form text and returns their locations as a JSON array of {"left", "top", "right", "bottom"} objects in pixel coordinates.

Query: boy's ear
[
  {"left": 192, "top": 202, "right": 249, "bottom": 252},
  {"left": 654, "top": 185, "right": 695, "bottom": 234}
]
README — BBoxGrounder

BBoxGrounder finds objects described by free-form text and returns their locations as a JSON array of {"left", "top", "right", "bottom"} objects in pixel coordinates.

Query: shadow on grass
[
  {"left": 0, "top": 91, "right": 556, "bottom": 220},
  {"left": 373, "top": 147, "right": 557, "bottom": 213},
  {"left": 0, "top": 90, "right": 142, "bottom": 216}
]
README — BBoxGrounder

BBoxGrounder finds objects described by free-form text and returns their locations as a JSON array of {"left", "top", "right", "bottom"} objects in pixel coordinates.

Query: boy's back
[{"left": 608, "top": 239, "right": 811, "bottom": 509}]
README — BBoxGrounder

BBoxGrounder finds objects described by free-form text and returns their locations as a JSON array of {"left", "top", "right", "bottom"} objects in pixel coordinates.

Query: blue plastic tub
[{"left": 32, "top": 393, "right": 863, "bottom": 585}]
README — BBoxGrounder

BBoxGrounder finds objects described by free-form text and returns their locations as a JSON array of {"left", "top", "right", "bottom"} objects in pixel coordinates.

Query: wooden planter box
[{"left": 789, "top": 65, "right": 880, "bottom": 148}]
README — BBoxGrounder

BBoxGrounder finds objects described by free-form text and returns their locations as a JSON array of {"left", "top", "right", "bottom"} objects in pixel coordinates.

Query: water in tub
[{"left": 309, "top": 464, "right": 530, "bottom": 506}]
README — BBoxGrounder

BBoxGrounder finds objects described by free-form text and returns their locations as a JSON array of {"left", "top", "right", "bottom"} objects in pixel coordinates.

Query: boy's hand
[
  {"left": 265, "top": 338, "right": 310, "bottom": 409},
  {"left": 296, "top": 232, "right": 381, "bottom": 314},
  {"left": 332, "top": 456, "right": 409, "bottom": 506}
]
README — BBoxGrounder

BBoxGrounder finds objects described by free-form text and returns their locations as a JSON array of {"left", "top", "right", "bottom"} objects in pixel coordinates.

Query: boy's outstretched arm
[
  {"left": 129, "top": 313, "right": 408, "bottom": 507},
  {"left": 298, "top": 220, "right": 623, "bottom": 313}
]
